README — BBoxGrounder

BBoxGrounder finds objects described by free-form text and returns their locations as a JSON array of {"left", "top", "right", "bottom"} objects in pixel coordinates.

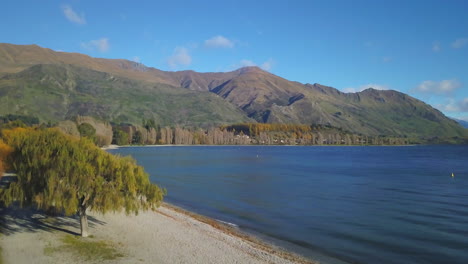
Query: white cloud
[
  {"left": 238, "top": 59, "right": 256, "bottom": 67},
  {"left": 204, "top": 35, "right": 234, "bottom": 48},
  {"left": 414, "top": 79, "right": 461, "bottom": 95},
  {"left": 459, "top": 98, "right": 468, "bottom": 111},
  {"left": 432, "top": 42, "right": 441, "bottom": 52},
  {"left": 342, "top": 87, "right": 358, "bottom": 93},
  {"left": 167, "top": 47, "right": 192, "bottom": 69},
  {"left": 435, "top": 98, "right": 468, "bottom": 113},
  {"left": 342, "top": 83, "right": 390, "bottom": 93},
  {"left": 261, "top": 58, "right": 275, "bottom": 71},
  {"left": 452, "top": 38, "right": 468, "bottom": 49},
  {"left": 437, "top": 99, "right": 459, "bottom": 112},
  {"left": 364, "top": 84, "right": 389, "bottom": 90},
  {"left": 131, "top": 56, "right": 140, "bottom": 63},
  {"left": 231, "top": 58, "right": 275, "bottom": 71},
  {"left": 382, "top": 56, "right": 392, "bottom": 63},
  {"left": 62, "top": 5, "right": 86, "bottom": 25},
  {"left": 81, "top": 38, "right": 110, "bottom": 52}
]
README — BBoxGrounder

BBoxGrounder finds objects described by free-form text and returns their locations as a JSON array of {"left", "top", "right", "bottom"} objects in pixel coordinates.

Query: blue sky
[{"left": 1, "top": 0, "right": 468, "bottom": 120}]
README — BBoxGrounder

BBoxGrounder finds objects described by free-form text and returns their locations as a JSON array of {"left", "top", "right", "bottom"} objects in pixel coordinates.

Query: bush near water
[{"left": 0, "top": 126, "right": 165, "bottom": 237}]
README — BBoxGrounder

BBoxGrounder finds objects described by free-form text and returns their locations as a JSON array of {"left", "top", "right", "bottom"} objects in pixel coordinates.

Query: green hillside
[
  {"left": 0, "top": 64, "right": 252, "bottom": 127},
  {"left": 0, "top": 43, "right": 466, "bottom": 141}
]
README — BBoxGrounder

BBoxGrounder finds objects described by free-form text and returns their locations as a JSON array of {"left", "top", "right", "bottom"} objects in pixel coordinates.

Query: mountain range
[
  {"left": 452, "top": 118, "right": 468, "bottom": 129},
  {"left": 0, "top": 43, "right": 466, "bottom": 139}
]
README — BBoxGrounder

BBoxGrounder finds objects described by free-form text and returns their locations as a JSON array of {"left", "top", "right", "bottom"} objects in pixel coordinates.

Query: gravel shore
[{"left": 0, "top": 204, "right": 314, "bottom": 264}]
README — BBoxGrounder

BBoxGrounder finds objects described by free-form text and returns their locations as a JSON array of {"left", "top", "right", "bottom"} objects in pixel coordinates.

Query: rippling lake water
[{"left": 109, "top": 145, "right": 468, "bottom": 264}]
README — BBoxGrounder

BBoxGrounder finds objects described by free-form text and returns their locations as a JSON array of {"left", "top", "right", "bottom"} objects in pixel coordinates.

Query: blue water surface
[{"left": 108, "top": 145, "right": 468, "bottom": 264}]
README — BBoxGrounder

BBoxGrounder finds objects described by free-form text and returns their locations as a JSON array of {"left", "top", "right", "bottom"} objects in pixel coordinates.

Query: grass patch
[
  {"left": 61, "top": 235, "right": 125, "bottom": 261},
  {"left": 45, "top": 235, "right": 125, "bottom": 261},
  {"left": 43, "top": 242, "right": 59, "bottom": 257}
]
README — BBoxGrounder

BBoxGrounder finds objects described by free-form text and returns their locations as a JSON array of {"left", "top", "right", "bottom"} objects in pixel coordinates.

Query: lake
[{"left": 108, "top": 145, "right": 468, "bottom": 264}]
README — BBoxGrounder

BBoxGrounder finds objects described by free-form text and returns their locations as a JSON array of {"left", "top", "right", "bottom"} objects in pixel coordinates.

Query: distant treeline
[
  {"left": 110, "top": 121, "right": 411, "bottom": 146},
  {"left": 3, "top": 115, "right": 460, "bottom": 146},
  {"left": 0, "top": 114, "right": 40, "bottom": 126}
]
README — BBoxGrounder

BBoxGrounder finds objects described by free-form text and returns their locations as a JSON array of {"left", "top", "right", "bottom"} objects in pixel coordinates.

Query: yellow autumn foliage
[
  {"left": 0, "top": 139, "right": 13, "bottom": 174},
  {"left": 0, "top": 127, "right": 165, "bottom": 216}
]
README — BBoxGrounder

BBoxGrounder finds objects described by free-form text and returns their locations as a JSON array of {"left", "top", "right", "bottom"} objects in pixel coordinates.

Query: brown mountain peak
[{"left": 0, "top": 42, "right": 465, "bottom": 139}]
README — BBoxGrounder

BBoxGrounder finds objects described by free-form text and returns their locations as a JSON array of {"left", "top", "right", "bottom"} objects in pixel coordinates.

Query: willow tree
[
  {"left": 0, "top": 139, "right": 12, "bottom": 174},
  {"left": 0, "top": 127, "right": 165, "bottom": 237}
]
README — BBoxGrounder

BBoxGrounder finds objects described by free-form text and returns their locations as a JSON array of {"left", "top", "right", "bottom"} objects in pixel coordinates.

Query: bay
[{"left": 108, "top": 145, "right": 468, "bottom": 264}]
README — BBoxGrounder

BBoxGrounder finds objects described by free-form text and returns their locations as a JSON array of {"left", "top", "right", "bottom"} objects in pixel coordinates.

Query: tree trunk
[{"left": 79, "top": 205, "right": 89, "bottom": 237}]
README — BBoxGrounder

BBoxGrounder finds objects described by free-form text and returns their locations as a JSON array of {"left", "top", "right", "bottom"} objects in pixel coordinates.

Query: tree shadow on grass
[{"left": 0, "top": 204, "right": 106, "bottom": 236}]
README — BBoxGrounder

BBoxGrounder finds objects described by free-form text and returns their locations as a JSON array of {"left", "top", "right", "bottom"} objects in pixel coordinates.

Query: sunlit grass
[{"left": 44, "top": 235, "right": 125, "bottom": 261}]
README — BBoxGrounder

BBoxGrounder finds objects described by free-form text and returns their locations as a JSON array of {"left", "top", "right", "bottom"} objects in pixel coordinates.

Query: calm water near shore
[{"left": 109, "top": 145, "right": 468, "bottom": 264}]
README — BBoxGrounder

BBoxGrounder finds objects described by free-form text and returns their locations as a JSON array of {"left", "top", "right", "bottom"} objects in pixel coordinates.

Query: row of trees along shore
[
  {"left": 112, "top": 121, "right": 411, "bottom": 146},
  {"left": 2, "top": 115, "right": 410, "bottom": 146},
  {"left": 0, "top": 125, "right": 165, "bottom": 237}
]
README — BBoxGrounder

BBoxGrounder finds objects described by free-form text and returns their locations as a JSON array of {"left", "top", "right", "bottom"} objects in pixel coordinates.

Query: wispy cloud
[
  {"left": 342, "top": 84, "right": 389, "bottom": 93},
  {"left": 452, "top": 38, "right": 468, "bottom": 49},
  {"left": 62, "top": 5, "right": 86, "bottom": 25},
  {"left": 81, "top": 38, "right": 110, "bottom": 52},
  {"left": 459, "top": 98, "right": 468, "bottom": 111},
  {"left": 437, "top": 99, "right": 459, "bottom": 112},
  {"left": 238, "top": 59, "right": 256, "bottom": 67},
  {"left": 131, "top": 56, "right": 140, "bottom": 63},
  {"left": 382, "top": 56, "right": 392, "bottom": 63},
  {"left": 432, "top": 42, "right": 441, "bottom": 52},
  {"left": 414, "top": 79, "right": 461, "bottom": 95},
  {"left": 204, "top": 35, "right": 234, "bottom": 48},
  {"left": 261, "top": 58, "right": 275, "bottom": 71},
  {"left": 231, "top": 58, "right": 275, "bottom": 71},
  {"left": 436, "top": 98, "right": 468, "bottom": 113},
  {"left": 167, "top": 47, "right": 192, "bottom": 69}
]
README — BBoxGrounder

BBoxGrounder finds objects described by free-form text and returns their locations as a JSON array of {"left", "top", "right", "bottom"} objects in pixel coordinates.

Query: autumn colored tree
[
  {"left": 0, "top": 139, "right": 12, "bottom": 175},
  {"left": 0, "top": 127, "right": 165, "bottom": 237}
]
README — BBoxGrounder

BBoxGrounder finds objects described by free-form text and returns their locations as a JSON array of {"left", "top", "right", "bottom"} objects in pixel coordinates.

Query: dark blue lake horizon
[{"left": 109, "top": 145, "right": 468, "bottom": 264}]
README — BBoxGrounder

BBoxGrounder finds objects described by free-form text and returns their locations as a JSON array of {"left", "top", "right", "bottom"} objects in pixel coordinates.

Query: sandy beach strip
[{"left": 0, "top": 203, "right": 315, "bottom": 264}]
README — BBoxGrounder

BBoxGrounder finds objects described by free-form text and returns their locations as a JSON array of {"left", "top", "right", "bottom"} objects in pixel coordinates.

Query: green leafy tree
[
  {"left": 132, "top": 130, "right": 143, "bottom": 144},
  {"left": 77, "top": 123, "right": 97, "bottom": 143},
  {"left": 0, "top": 127, "right": 165, "bottom": 237},
  {"left": 0, "top": 120, "right": 27, "bottom": 130},
  {"left": 112, "top": 128, "right": 129, "bottom": 145},
  {"left": 142, "top": 119, "right": 156, "bottom": 130}
]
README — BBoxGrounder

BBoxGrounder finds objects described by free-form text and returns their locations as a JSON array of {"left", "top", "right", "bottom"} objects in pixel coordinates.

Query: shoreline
[
  {"left": 161, "top": 202, "right": 314, "bottom": 264},
  {"left": 102, "top": 144, "right": 417, "bottom": 150},
  {"left": 162, "top": 202, "right": 349, "bottom": 264},
  {"left": 0, "top": 203, "right": 316, "bottom": 264}
]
